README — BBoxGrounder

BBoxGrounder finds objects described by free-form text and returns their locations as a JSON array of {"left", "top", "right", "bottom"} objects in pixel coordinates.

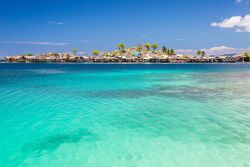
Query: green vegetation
[
  {"left": 22, "top": 53, "right": 33, "bottom": 56},
  {"left": 197, "top": 50, "right": 206, "bottom": 57},
  {"left": 6, "top": 44, "right": 248, "bottom": 64},
  {"left": 26, "top": 53, "right": 33, "bottom": 56},
  {"left": 117, "top": 44, "right": 126, "bottom": 52},
  {"left": 169, "top": 49, "right": 175, "bottom": 55},
  {"left": 197, "top": 50, "right": 201, "bottom": 55},
  {"left": 72, "top": 48, "right": 78, "bottom": 56},
  {"left": 243, "top": 52, "right": 250, "bottom": 62},
  {"left": 102, "top": 52, "right": 109, "bottom": 57},
  {"left": 162, "top": 46, "right": 167, "bottom": 53},
  {"left": 201, "top": 50, "right": 206, "bottom": 57},
  {"left": 144, "top": 43, "right": 151, "bottom": 51},
  {"left": 137, "top": 44, "right": 143, "bottom": 53},
  {"left": 92, "top": 50, "right": 100, "bottom": 56},
  {"left": 197, "top": 50, "right": 202, "bottom": 56},
  {"left": 151, "top": 43, "right": 158, "bottom": 52},
  {"left": 5, "top": 42, "right": 250, "bottom": 64}
]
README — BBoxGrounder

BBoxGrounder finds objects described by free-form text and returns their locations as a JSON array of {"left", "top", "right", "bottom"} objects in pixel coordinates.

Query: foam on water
[{"left": 0, "top": 64, "right": 250, "bottom": 167}]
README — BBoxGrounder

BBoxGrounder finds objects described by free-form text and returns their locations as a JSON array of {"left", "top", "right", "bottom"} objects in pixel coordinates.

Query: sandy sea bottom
[{"left": 0, "top": 64, "right": 250, "bottom": 167}]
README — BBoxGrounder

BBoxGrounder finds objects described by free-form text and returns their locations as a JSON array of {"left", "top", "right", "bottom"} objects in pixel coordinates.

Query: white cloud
[
  {"left": 211, "top": 14, "right": 250, "bottom": 32},
  {"left": 206, "top": 46, "right": 236, "bottom": 52},
  {"left": 0, "top": 41, "right": 70, "bottom": 46},
  {"left": 235, "top": 0, "right": 249, "bottom": 3},
  {"left": 236, "top": 0, "right": 244, "bottom": 3},
  {"left": 211, "top": 16, "right": 242, "bottom": 28},
  {"left": 48, "top": 21, "right": 65, "bottom": 25},
  {"left": 176, "top": 46, "right": 250, "bottom": 55},
  {"left": 204, "top": 46, "right": 244, "bottom": 55}
]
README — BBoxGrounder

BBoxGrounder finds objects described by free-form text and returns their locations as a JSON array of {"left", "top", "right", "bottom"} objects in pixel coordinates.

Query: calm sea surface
[{"left": 0, "top": 63, "right": 250, "bottom": 167}]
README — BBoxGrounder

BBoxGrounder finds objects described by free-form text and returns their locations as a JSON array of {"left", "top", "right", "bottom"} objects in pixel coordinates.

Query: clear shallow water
[{"left": 0, "top": 63, "right": 250, "bottom": 167}]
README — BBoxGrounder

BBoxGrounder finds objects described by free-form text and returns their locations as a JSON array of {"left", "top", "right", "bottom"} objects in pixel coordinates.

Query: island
[{"left": 2, "top": 43, "right": 250, "bottom": 63}]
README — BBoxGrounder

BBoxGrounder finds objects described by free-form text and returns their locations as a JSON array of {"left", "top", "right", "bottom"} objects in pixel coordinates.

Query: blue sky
[{"left": 0, "top": 0, "right": 250, "bottom": 56}]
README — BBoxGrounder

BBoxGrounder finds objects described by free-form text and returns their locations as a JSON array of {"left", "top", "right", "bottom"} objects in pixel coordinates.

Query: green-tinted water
[{"left": 0, "top": 64, "right": 250, "bottom": 166}]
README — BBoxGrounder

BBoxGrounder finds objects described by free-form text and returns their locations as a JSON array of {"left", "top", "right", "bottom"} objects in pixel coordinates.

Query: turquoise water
[{"left": 0, "top": 63, "right": 250, "bottom": 167}]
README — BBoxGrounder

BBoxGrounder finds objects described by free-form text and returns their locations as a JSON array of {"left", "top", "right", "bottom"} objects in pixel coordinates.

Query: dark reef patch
[{"left": 22, "top": 128, "right": 99, "bottom": 156}]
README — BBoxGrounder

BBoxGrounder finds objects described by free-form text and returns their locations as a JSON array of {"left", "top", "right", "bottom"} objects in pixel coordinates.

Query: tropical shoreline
[
  {"left": 1, "top": 60, "right": 248, "bottom": 64},
  {"left": 2, "top": 44, "right": 250, "bottom": 64}
]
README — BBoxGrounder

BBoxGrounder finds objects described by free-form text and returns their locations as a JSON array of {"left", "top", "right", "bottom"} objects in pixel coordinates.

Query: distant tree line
[{"left": 243, "top": 52, "right": 250, "bottom": 62}]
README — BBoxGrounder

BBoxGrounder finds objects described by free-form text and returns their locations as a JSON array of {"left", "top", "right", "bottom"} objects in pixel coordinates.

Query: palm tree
[
  {"left": 162, "top": 46, "right": 167, "bottom": 53},
  {"left": 134, "top": 44, "right": 142, "bottom": 60},
  {"left": 201, "top": 50, "right": 206, "bottom": 57},
  {"left": 92, "top": 50, "right": 99, "bottom": 56},
  {"left": 167, "top": 49, "right": 170, "bottom": 55},
  {"left": 169, "top": 49, "right": 175, "bottom": 55},
  {"left": 117, "top": 44, "right": 126, "bottom": 52},
  {"left": 144, "top": 43, "right": 151, "bottom": 51},
  {"left": 151, "top": 43, "right": 158, "bottom": 52},
  {"left": 72, "top": 48, "right": 78, "bottom": 56},
  {"left": 197, "top": 50, "right": 202, "bottom": 56},
  {"left": 243, "top": 52, "right": 250, "bottom": 62},
  {"left": 137, "top": 44, "right": 143, "bottom": 53}
]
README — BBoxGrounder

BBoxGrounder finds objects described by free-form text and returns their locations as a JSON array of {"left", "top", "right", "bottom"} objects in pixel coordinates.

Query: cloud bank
[
  {"left": 236, "top": 0, "right": 244, "bottom": 3},
  {"left": 176, "top": 46, "right": 250, "bottom": 55},
  {"left": 211, "top": 14, "right": 250, "bottom": 32}
]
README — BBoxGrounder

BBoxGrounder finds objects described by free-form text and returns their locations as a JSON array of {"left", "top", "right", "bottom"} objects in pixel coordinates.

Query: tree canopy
[
  {"left": 151, "top": 43, "right": 158, "bottom": 51},
  {"left": 169, "top": 49, "right": 175, "bottom": 55},
  {"left": 92, "top": 50, "right": 100, "bottom": 56},
  {"left": 162, "top": 46, "right": 167, "bottom": 53},
  {"left": 197, "top": 50, "right": 202, "bottom": 56},
  {"left": 137, "top": 44, "right": 143, "bottom": 52},
  {"left": 243, "top": 52, "right": 250, "bottom": 62},
  {"left": 72, "top": 48, "right": 78, "bottom": 56},
  {"left": 144, "top": 43, "right": 151, "bottom": 51},
  {"left": 201, "top": 51, "right": 206, "bottom": 57},
  {"left": 25, "top": 53, "right": 33, "bottom": 56},
  {"left": 117, "top": 44, "right": 126, "bottom": 51}
]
